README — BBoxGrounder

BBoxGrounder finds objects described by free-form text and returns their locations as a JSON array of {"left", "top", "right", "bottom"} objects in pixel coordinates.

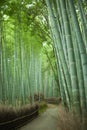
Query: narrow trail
[{"left": 19, "top": 104, "right": 58, "bottom": 130}]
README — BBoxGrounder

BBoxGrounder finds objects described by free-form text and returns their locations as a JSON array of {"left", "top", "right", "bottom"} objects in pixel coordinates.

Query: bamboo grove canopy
[
  {"left": 0, "top": 0, "right": 87, "bottom": 129},
  {"left": 45, "top": 0, "right": 87, "bottom": 129},
  {"left": 0, "top": 0, "right": 58, "bottom": 107}
]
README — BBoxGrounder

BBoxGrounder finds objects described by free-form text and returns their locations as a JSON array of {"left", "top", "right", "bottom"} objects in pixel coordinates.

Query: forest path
[{"left": 19, "top": 104, "right": 58, "bottom": 130}]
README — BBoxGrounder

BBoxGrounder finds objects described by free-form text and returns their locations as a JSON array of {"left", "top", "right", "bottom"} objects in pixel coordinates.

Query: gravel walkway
[{"left": 19, "top": 104, "right": 58, "bottom": 130}]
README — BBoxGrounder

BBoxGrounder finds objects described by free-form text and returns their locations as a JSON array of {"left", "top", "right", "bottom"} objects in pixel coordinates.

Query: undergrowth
[
  {"left": 57, "top": 105, "right": 82, "bottom": 130},
  {"left": 39, "top": 101, "right": 48, "bottom": 114},
  {"left": 0, "top": 104, "right": 39, "bottom": 123}
]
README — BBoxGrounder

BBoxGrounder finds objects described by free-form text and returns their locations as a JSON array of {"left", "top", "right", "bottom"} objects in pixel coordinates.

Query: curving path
[{"left": 19, "top": 104, "right": 58, "bottom": 130}]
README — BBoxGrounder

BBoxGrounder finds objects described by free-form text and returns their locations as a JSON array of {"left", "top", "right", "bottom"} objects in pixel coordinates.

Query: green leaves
[
  {"left": 0, "top": 0, "right": 7, "bottom": 6},
  {"left": 0, "top": 0, "right": 57, "bottom": 107}
]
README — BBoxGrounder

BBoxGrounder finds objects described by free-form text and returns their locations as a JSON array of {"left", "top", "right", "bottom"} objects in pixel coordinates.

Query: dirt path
[{"left": 19, "top": 104, "right": 58, "bottom": 130}]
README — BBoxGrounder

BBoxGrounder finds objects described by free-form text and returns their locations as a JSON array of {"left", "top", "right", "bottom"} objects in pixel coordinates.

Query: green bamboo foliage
[
  {"left": 58, "top": 58, "right": 66, "bottom": 106},
  {"left": 43, "top": 72, "right": 47, "bottom": 98},
  {"left": 0, "top": 21, "right": 3, "bottom": 102},
  {"left": 0, "top": 0, "right": 57, "bottom": 108},
  {"left": 0, "top": 2, "right": 87, "bottom": 130},
  {"left": 69, "top": 13, "right": 87, "bottom": 126},
  {"left": 1, "top": 22, "right": 6, "bottom": 104},
  {"left": 67, "top": 1, "right": 87, "bottom": 128},
  {"left": 46, "top": 0, "right": 71, "bottom": 107},
  {"left": 68, "top": 0, "right": 87, "bottom": 106},
  {"left": 58, "top": 53, "right": 70, "bottom": 107},
  {"left": 59, "top": 0, "right": 81, "bottom": 113},
  {"left": 0, "top": 4, "right": 43, "bottom": 106},
  {"left": 77, "top": 0, "right": 87, "bottom": 46},
  {"left": 46, "top": 0, "right": 87, "bottom": 129}
]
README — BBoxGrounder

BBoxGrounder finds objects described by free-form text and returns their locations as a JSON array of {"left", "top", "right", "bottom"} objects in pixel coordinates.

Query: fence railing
[
  {"left": 44, "top": 97, "right": 61, "bottom": 104},
  {"left": 0, "top": 108, "right": 39, "bottom": 130}
]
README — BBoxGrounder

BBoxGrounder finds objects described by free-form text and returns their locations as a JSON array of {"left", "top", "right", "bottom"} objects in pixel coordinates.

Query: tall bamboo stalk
[{"left": 46, "top": 0, "right": 71, "bottom": 108}]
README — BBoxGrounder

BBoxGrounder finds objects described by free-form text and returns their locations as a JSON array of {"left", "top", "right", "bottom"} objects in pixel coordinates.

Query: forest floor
[{"left": 18, "top": 104, "right": 58, "bottom": 130}]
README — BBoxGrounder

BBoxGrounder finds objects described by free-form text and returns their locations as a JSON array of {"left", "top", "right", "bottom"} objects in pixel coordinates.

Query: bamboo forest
[{"left": 0, "top": 0, "right": 87, "bottom": 130}]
